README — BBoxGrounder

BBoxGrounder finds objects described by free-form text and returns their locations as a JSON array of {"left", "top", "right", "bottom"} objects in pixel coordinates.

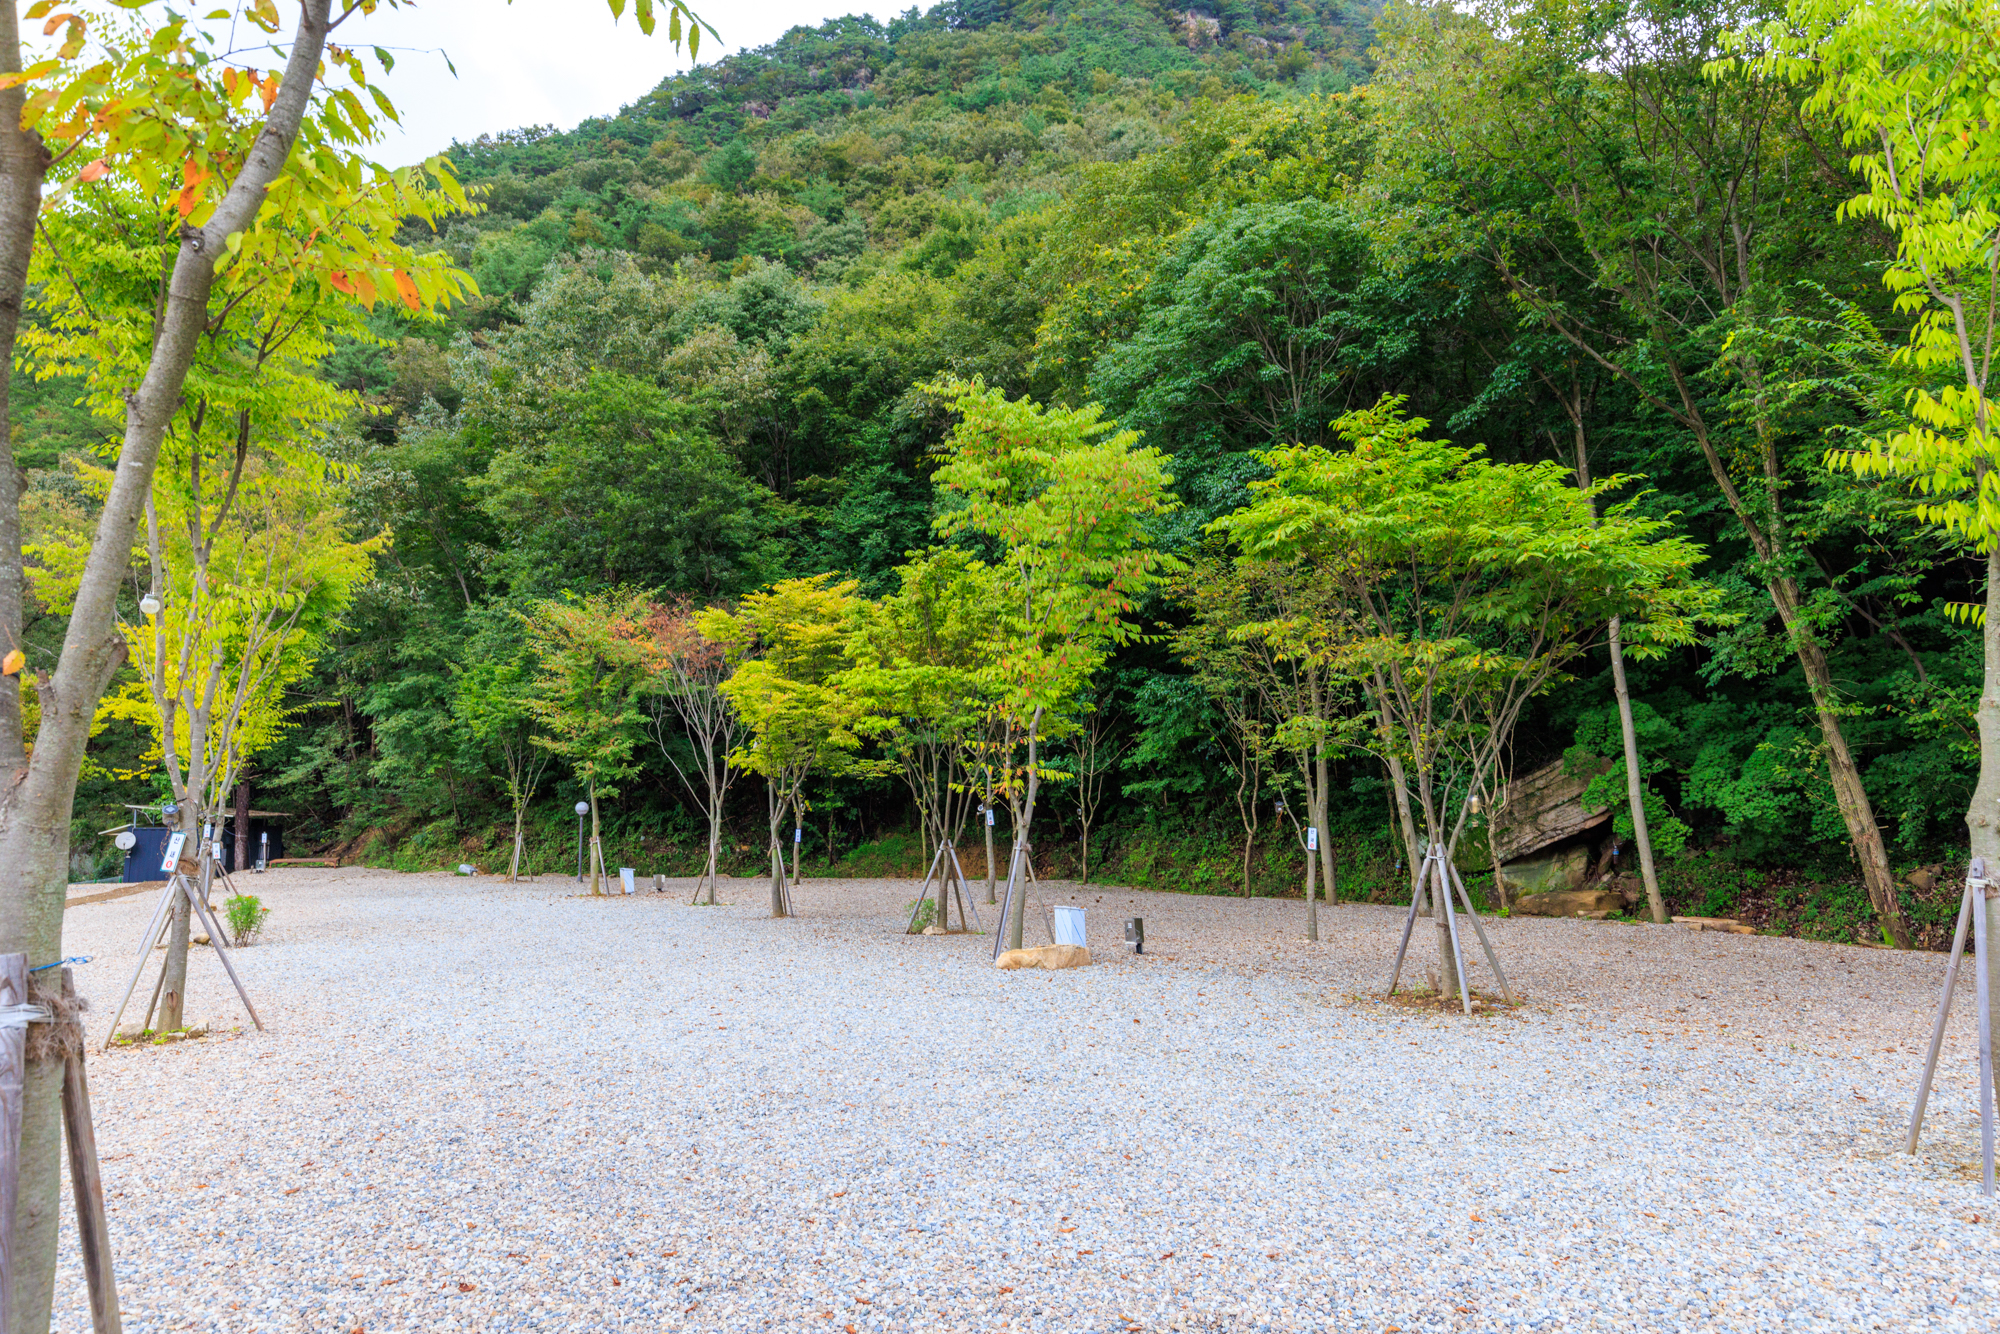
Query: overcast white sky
[{"left": 347, "top": 0, "right": 920, "bottom": 163}]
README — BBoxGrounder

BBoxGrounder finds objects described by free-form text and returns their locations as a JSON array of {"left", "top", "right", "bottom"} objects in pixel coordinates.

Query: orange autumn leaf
[
  {"left": 259, "top": 73, "right": 278, "bottom": 112},
  {"left": 392, "top": 268, "right": 420, "bottom": 311},
  {"left": 77, "top": 157, "right": 106, "bottom": 183},
  {"left": 1, "top": 650, "right": 22, "bottom": 677},
  {"left": 328, "top": 270, "right": 356, "bottom": 296},
  {"left": 175, "top": 158, "right": 208, "bottom": 219}
]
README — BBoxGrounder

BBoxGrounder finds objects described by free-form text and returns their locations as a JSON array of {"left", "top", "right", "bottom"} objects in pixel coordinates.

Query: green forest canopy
[{"left": 20, "top": 0, "right": 1983, "bottom": 935}]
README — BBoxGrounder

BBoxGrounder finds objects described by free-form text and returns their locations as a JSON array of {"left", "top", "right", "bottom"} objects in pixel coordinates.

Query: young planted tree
[
  {"left": 926, "top": 378, "right": 1181, "bottom": 951},
  {"left": 1067, "top": 691, "right": 1128, "bottom": 884},
  {"left": 1172, "top": 549, "right": 1352, "bottom": 922},
  {"left": 844, "top": 549, "right": 1004, "bottom": 920},
  {"left": 523, "top": 593, "right": 652, "bottom": 895},
  {"left": 700, "top": 575, "right": 872, "bottom": 918},
  {"left": 452, "top": 630, "right": 550, "bottom": 883},
  {"left": 636, "top": 600, "right": 742, "bottom": 905},
  {"left": 1219, "top": 397, "right": 1716, "bottom": 996}
]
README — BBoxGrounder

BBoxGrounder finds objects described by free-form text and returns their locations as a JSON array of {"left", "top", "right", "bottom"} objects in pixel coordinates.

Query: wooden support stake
[{"left": 59, "top": 971, "right": 120, "bottom": 1334}]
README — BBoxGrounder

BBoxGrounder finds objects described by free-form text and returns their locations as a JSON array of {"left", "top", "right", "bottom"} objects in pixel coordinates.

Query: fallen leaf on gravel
[
  {"left": 1644, "top": 1212, "right": 1657, "bottom": 1218},
  {"left": 1469, "top": 1215, "right": 1482, "bottom": 1223},
  {"left": 845, "top": 1326, "right": 856, "bottom": 1333},
  {"left": 1159, "top": 1251, "right": 1174, "bottom": 1259},
  {"left": 458, "top": 1282, "right": 475, "bottom": 1293},
  {"left": 854, "top": 1297, "right": 872, "bottom": 1305},
  {"left": 1079, "top": 1249, "right": 1094, "bottom": 1255},
  {"left": 1058, "top": 1226, "right": 1076, "bottom": 1233},
  {"left": 998, "top": 1286, "right": 1014, "bottom": 1294},
  {"left": 1548, "top": 1168, "right": 1569, "bottom": 1174},
  {"left": 831, "top": 1191, "right": 846, "bottom": 1198},
  {"left": 611, "top": 1278, "right": 621, "bottom": 1286},
  {"left": 283, "top": 1187, "right": 300, "bottom": 1195}
]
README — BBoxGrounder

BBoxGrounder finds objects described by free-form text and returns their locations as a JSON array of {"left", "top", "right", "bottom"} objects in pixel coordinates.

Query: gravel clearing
[{"left": 49, "top": 868, "right": 2000, "bottom": 1332}]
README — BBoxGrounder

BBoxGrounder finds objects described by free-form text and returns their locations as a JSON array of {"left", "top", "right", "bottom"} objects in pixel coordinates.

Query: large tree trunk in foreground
[{"left": 0, "top": 6, "right": 337, "bottom": 1329}]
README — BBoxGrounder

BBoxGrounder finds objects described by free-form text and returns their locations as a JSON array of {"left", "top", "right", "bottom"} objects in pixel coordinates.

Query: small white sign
[
  {"left": 160, "top": 831, "right": 187, "bottom": 873},
  {"left": 1052, "top": 905, "right": 1087, "bottom": 947},
  {"left": 1307, "top": 826, "right": 1319, "bottom": 851},
  {"left": 619, "top": 867, "right": 636, "bottom": 895},
  {"left": 793, "top": 827, "right": 802, "bottom": 844},
  {"left": 985, "top": 808, "right": 995, "bottom": 827}
]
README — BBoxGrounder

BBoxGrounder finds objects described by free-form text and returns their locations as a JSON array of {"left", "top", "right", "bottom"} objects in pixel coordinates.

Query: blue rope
[{"left": 30, "top": 956, "right": 91, "bottom": 972}]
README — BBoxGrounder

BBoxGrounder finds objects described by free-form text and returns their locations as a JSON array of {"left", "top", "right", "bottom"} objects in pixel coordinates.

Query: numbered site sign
[
  {"left": 794, "top": 827, "right": 803, "bottom": 844},
  {"left": 160, "top": 831, "right": 187, "bottom": 873},
  {"left": 1307, "top": 826, "right": 1319, "bottom": 852},
  {"left": 985, "top": 807, "right": 995, "bottom": 827},
  {"left": 619, "top": 867, "right": 636, "bottom": 895}
]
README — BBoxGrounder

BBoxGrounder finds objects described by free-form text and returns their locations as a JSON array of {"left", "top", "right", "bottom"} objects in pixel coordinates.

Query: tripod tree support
[
  {"left": 100, "top": 873, "right": 264, "bottom": 1051},
  {"left": 1387, "top": 844, "right": 1511, "bottom": 1015},
  {"left": 1, "top": 959, "right": 121, "bottom": 1332},
  {"left": 1908, "top": 858, "right": 1998, "bottom": 1195}
]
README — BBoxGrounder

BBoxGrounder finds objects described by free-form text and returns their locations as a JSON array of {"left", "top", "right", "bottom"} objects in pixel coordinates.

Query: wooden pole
[
  {"left": 58, "top": 970, "right": 120, "bottom": 1334},
  {"left": 1910, "top": 875, "right": 1977, "bottom": 1153},
  {"left": 0, "top": 952, "right": 26, "bottom": 1326},
  {"left": 1384, "top": 848, "right": 1430, "bottom": 996}
]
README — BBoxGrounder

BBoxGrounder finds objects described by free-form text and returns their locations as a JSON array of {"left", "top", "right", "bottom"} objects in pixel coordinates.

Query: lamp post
[{"left": 574, "top": 800, "right": 590, "bottom": 881}]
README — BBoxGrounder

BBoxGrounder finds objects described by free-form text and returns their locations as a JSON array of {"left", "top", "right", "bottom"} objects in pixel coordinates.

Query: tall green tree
[
  {"left": 523, "top": 592, "right": 652, "bottom": 895},
  {"left": 700, "top": 574, "right": 871, "bottom": 917},
  {"left": 927, "top": 377, "right": 1181, "bottom": 951},
  {"left": 1219, "top": 397, "right": 1717, "bottom": 996}
]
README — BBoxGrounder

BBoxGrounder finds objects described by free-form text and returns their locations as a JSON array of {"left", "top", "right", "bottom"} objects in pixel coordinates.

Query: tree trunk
[
  {"left": 1386, "top": 755, "right": 1421, "bottom": 902},
  {"left": 157, "top": 887, "right": 192, "bottom": 1033},
  {"left": 705, "top": 803, "right": 720, "bottom": 905},
  {"left": 1607, "top": 618, "right": 1668, "bottom": 923},
  {"left": 509, "top": 802, "right": 525, "bottom": 882},
  {"left": 1005, "top": 710, "right": 1044, "bottom": 951},
  {"left": 1302, "top": 828, "right": 1318, "bottom": 941},
  {"left": 1972, "top": 545, "right": 2000, "bottom": 1087},
  {"left": 1772, "top": 581, "right": 1911, "bottom": 947},
  {"left": 983, "top": 772, "right": 997, "bottom": 905},
  {"left": 767, "top": 783, "right": 787, "bottom": 918},
  {"left": 1313, "top": 741, "right": 1335, "bottom": 907},
  {"left": 1431, "top": 854, "right": 1461, "bottom": 999},
  {"left": 234, "top": 779, "right": 251, "bottom": 874},
  {"left": 587, "top": 783, "right": 603, "bottom": 896}
]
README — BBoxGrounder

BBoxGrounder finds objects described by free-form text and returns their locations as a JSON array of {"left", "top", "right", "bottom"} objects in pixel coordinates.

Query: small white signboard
[
  {"left": 985, "top": 808, "right": 995, "bottom": 827},
  {"left": 160, "top": 831, "right": 187, "bottom": 873},
  {"left": 793, "top": 827, "right": 802, "bottom": 844},
  {"left": 1052, "top": 905, "right": 1087, "bottom": 948},
  {"left": 1307, "top": 826, "right": 1319, "bottom": 851},
  {"left": 619, "top": 867, "right": 636, "bottom": 895}
]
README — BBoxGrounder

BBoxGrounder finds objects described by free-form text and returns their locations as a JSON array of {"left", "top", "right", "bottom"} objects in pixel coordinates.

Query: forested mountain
[{"left": 29, "top": 0, "right": 1980, "bottom": 944}]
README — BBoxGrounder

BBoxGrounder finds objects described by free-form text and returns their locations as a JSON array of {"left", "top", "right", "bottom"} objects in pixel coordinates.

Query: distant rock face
[
  {"left": 1490, "top": 759, "right": 1612, "bottom": 864},
  {"left": 1498, "top": 845, "right": 1591, "bottom": 897},
  {"left": 995, "top": 944, "right": 1091, "bottom": 971},
  {"left": 1512, "top": 888, "right": 1623, "bottom": 918}
]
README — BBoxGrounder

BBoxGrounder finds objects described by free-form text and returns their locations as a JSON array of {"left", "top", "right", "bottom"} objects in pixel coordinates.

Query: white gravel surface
[{"left": 49, "top": 869, "right": 2000, "bottom": 1332}]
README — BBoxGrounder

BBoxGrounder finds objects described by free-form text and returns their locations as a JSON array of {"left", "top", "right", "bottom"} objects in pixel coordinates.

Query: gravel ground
[{"left": 48, "top": 868, "right": 2000, "bottom": 1333}]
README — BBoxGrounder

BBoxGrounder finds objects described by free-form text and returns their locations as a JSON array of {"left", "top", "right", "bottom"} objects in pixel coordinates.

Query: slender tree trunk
[
  {"left": 1302, "top": 825, "right": 1318, "bottom": 941},
  {"left": 234, "top": 778, "right": 251, "bottom": 874},
  {"left": 587, "top": 783, "right": 603, "bottom": 896},
  {"left": 1972, "top": 546, "right": 2000, "bottom": 1083},
  {"left": 1607, "top": 617, "right": 1667, "bottom": 923},
  {"left": 1770, "top": 580, "right": 1910, "bottom": 947},
  {"left": 767, "top": 782, "right": 787, "bottom": 918},
  {"left": 983, "top": 770, "right": 997, "bottom": 905},
  {"left": 509, "top": 800, "right": 525, "bottom": 882},
  {"left": 1386, "top": 754, "right": 1421, "bottom": 901},
  {"left": 705, "top": 801, "right": 721, "bottom": 905},
  {"left": 157, "top": 885, "right": 192, "bottom": 1032},
  {"left": 1005, "top": 711, "right": 1044, "bottom": 951},
  {"left": 1313, "top": 741, "right": 1335, "bottom": 907}
]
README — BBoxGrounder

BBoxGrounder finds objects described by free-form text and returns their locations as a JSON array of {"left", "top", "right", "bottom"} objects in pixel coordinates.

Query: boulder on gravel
[
  {"left": 1513, "top": 888, "right": 1623, "bottom": 918},
  {"left": 995, "top": 944, "right": 1091, "bottom": 970}
]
